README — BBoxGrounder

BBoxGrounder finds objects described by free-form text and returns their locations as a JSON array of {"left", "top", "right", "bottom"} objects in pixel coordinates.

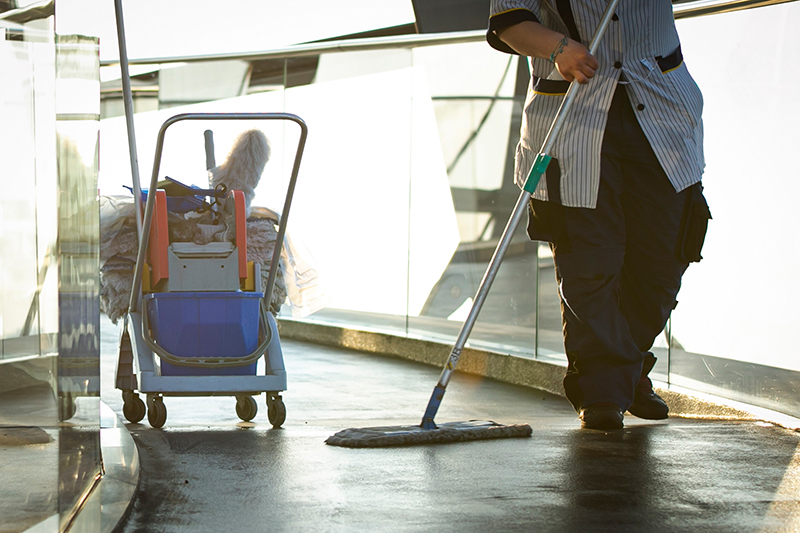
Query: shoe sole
[
  {"left": 581, "top": 420, "right": 624, "bottom": 430},
  {"left": 627, "top": 409, "right": 669, "bottom": 420}
]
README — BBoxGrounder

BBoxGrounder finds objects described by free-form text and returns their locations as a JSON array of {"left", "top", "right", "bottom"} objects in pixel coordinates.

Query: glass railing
[
  {"left": 0, "top": 1, "right": 102, "bottom": 530},
  {"left": 98, "top": 0, "right": 800, "bottom": 420}
]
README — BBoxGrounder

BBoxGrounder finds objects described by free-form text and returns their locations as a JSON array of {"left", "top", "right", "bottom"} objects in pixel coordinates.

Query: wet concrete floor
[{"left": 100, "top": 317, "right": 800, "bottom": 533}]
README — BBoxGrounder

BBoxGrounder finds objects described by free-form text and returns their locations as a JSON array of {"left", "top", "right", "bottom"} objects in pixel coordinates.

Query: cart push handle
[{"left": 127, "top": 112, "right": 308, "bottom": 316}]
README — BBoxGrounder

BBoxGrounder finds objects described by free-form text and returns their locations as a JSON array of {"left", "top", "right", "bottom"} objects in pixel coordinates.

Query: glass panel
[
  {"left": 158, "top": 60, "right": 251, "bottom": 109},
  {"left": 406, "top": 42, "right": 543, "bottom": 356},
  {"left": 54, "top": 30, "right": 102, "bottom": 529},
  {"left": 0, "top": 5, "right": 60, "bottom": 531},
  {"left": 0, "top": 39, "right": 47, "bottom": 359},
  {"left": 668, "top": 3, "right": 800, "bottom": 417},
  {"left": 269, "top": 50, "right": 417, "bottom": 328}
]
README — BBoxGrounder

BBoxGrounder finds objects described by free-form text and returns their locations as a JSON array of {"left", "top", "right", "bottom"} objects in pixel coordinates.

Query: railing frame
[{"left": 97, "top": 0, "right": 797, "bottom": 68}]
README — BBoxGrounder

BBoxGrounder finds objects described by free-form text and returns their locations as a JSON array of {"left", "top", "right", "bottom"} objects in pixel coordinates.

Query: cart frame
[{"left": 114, "top": 113, "right": 307, "bottom": 428}]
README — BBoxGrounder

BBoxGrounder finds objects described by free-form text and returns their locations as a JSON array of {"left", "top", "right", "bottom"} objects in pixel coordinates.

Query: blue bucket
[{"left": 144, "top": 292, "right": 263, "bottom": 376}]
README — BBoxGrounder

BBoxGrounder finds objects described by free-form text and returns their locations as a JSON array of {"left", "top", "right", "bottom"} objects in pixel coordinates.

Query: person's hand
[
  {"left": 496, "top": 22, "right": 599, "bottom": 84},
  {"left": 554, "top": 39, "right": 598, "bottom": 84}
]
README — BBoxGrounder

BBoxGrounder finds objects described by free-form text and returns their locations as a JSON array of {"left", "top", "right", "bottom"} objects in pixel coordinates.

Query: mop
[{"left": 326, "top": 0, "right": 621, "bottom": 448}]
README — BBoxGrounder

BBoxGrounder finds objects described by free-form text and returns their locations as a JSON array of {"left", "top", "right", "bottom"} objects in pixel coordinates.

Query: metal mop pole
[
  {"left": 114, "top": 0, "right": 145, "bottom": 314},
  {"left": 114, "top": 0, "right": 142, "bottom": 241},
  {"left": 420, "top": 0, "right": 621, "bottom": 429}
]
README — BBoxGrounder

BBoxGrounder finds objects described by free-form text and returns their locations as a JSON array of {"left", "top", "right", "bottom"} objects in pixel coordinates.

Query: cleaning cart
[
  {"left": 110, "top": 1, "right": 307, "bottom": 429},
  {"left": 114, "top": 113, "right": 307, "bottom": 429}
]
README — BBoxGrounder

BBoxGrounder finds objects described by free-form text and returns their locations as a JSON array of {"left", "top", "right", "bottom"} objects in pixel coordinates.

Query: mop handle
[
  {"left": 204, "top": 130, "right": 216, "bottom": 170},
  {"left": 114, "top": 0, "right": 145, "bottom": 320},
  {"left": 421, "top": 0, "right": 621, "bottom": 430}
]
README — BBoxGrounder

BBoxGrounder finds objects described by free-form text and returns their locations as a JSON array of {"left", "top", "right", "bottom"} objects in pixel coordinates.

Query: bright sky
[{"left": 56, "top": 0, "right": 416, "bottom": 62}]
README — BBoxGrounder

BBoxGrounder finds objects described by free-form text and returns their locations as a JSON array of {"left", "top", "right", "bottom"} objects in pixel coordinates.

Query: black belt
[
  {"left": 532, "top": 44, "right": 683, "bottom": 95},
  {"left": 656, "top": 45, "right": 683, "bottom": 73}
]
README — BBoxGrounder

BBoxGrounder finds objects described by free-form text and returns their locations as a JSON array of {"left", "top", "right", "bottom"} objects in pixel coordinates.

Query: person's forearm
[
  {"left": 497, "top": 20, "right": 598, "bottom": 84},
  {"left": 497, "top": 20, "right": 566, "bottom": 60}
]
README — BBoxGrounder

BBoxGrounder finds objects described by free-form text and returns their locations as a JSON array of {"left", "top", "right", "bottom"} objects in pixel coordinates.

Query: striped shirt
[{"left": 488, "top": 0, "right": 705, "bottom": 208}]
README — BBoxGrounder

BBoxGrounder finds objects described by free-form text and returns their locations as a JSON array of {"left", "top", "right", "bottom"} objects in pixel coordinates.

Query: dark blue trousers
[{"left": 527, "top": 83, "right": 699, "bottom": 412}]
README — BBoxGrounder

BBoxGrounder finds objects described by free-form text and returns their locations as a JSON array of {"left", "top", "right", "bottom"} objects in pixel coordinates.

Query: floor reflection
[
  {"left": 0, "top": 366, "right": 59, "bottom": 533},
  {"left": 59, "top": 421, "right": 102, "bottom": 529},
  {"left": 0, "top": 357, "right": 103, "bottom": 533}
]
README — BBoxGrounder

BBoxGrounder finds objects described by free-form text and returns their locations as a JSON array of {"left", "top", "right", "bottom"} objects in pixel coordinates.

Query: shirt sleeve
[{"left": 487, "top": 7, "right": 540, "bottom": 55}]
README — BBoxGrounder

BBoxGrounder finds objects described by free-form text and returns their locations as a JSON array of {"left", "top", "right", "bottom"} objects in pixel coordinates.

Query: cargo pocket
[
  {"left": 526, "top": 198, "right": 553, "bottom": 243},
  {"left": 525, "top": 158, "right": 563, "bottom": 243},
  {"left": 676, "top": 183, "right": 711, "bottom": 263}
]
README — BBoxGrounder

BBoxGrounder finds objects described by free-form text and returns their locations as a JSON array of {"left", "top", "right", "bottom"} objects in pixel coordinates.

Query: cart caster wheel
[
  {"left": 236, "top": 396, "right": 258, "bottom": 422},
  {"left": 147, "top": 397, "right": 167, "bottom": 429},
  {"left": 58, "top": 394, "right": 76, "bottom": 422},
  {"left": 266, "top": 394, "right": 286, "bottom": 428},
  {"left": 123, "top": 393, "right": 146, "bottom": 423}
]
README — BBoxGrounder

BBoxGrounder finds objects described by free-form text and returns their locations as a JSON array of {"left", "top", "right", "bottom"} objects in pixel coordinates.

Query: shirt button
[
  {"left": 637, "top": 103, "right": 645, "bottom": 111},
  {"left": 614, "top": 61, "right": 622, "bottom": 69},
  {"left": 612, "top": 13, "right": 619, "bottom": 21}
]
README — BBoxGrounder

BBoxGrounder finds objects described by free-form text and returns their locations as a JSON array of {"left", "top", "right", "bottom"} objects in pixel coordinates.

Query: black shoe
[
  {"left": 628, "top": 377, "right": 669, "bottom": 420},
  {"left": 580, "top": 402, "right": 624, "bottom": 430}
]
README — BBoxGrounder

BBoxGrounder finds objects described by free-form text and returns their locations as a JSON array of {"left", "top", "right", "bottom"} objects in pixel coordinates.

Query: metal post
[
  {"left": 113, "top": 0, "right": 143, "bottom": 237},
  {"left": 114, "top": 0, "right": 147, "bottom": 316}
]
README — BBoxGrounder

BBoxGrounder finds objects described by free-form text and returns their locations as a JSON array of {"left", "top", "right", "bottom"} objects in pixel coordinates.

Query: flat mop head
[{"left": 325, "top": 420, "right": 532, "bottom": 448}]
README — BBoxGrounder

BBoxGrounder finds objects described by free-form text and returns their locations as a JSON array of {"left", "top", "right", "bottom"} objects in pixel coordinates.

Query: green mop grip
[{"left": 523, "top": 153, "right": 552, "bottom": 193}]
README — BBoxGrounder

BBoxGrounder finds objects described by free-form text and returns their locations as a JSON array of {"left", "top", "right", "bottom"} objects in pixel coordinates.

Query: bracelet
[{"left": 549, "top": 35, "right": 568, "bottom": 63}]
